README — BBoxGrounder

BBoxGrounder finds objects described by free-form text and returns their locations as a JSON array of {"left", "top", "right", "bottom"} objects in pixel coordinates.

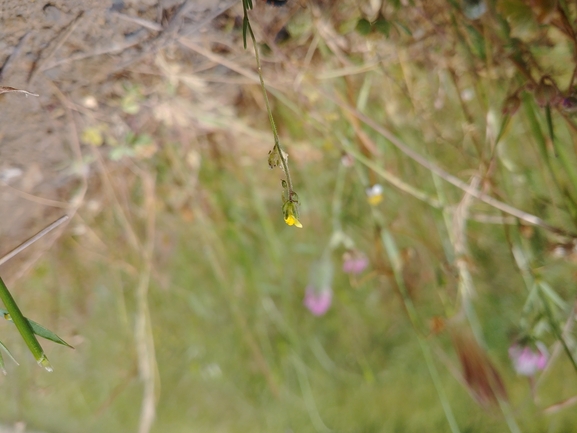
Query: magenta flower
[
  {"left": 342, "top": 251, "right": 369, "bottom": 275},
  {"left": 508, "top": 342, "right": 549, "bottom": 376},
  {"left": 303, "top": 285, "right": 332, "bottom": 316}
]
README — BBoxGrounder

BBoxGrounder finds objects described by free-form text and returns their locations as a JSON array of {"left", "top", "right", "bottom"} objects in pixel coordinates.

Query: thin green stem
[
  {"left": 511, "top": 238, "right": 577, "bottom": 374},
  {"left": 380, "top": 230, "right": 460, "bottom": 433},
  {"left": 292, "top": 353, "right": 331, "bottom": 432},
  {"left": 0, "top": 276, "right": 51, "bottom": 371},
  {"left": 243, "top": 15, "right": 295, "bottom": 195},
  {"left": 331, "top": 162, "right": 346, "bottom": 232},
  {"left": 499, "top": 399, "right": 522, "bottom": 433},
  {"left": 537, "top": 281, "right": 577, "bottom": 373}
]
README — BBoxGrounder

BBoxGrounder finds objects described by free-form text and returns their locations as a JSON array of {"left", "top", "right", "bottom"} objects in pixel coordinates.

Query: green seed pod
[{"left": 268, "top": 148, "right": 281, "bottom": 169}]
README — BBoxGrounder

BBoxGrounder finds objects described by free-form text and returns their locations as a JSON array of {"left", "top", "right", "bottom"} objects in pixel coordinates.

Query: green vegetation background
[{"left": 2, "top": 0, "right": 577, "bottom": 432}]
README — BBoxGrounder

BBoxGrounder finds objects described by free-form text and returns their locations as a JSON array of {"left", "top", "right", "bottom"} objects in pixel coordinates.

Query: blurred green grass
[{"left": 2, "top": 0, "right": 577, "bottom": 432}]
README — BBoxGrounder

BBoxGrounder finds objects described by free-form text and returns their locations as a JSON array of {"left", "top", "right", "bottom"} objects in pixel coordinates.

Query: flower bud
[
  {"left": 268, "top": 147, "right": 281, "bottom": 169},
  {"left": 534, "top": 77, "right": 559, "bottom": 107},
  {"left": 561, "top": 96, "right": 577, "bottom": 113}
]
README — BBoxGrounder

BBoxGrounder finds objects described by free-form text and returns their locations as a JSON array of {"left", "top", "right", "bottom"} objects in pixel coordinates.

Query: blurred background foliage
[{"left": 2, "top": 0, "right": 577, "bottom": 432}]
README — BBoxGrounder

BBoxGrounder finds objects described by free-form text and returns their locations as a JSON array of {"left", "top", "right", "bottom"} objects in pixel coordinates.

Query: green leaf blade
[{"left": 0, "top": 308, "right": 74, "bottom": 349}]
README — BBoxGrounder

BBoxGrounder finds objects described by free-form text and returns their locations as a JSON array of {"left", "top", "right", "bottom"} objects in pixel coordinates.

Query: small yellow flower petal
[
  {"left": 285, "top": 214, "right": 303, "bottom": 228},
  {"left": 367, "top": 193, "right": 383, "bottom": 206},
  {"left": 282, "top": 199, "right": 303, "bottom": 228}
]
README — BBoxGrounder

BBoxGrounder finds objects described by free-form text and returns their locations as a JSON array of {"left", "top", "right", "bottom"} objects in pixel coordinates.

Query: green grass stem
[{"left": 0, "top": 277, "right": 51, "bottom": 371}]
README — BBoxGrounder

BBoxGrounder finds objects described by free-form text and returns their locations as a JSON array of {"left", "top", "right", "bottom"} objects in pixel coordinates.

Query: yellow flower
[
  {"left": 285, "top": 213, "right": 303, "bottom": 228},
  {"left": 366, "top": 184, "right": 384, "bottom": 206},
  {"left": 283, "top": 201, "right": 303, "bottom": 228},
  {"left": 367, "top": 194, "right": 383, "bottom": 206}
]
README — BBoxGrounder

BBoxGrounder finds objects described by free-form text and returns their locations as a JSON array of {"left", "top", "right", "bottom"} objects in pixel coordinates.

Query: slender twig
[
  {"left": 27, "top": 12, "right": 84, "bottom": 83},
  {"left": 135, "top": 171, "right": 158, "bottom": 433},
  {"left": 0, "top": 86, "right": 38, "bottom": 97},
  {"left": 0, "top": 180, "right": 73, "bottom": 209},
  {"left": 0, "top": 215, "right": 69, "bottom": 267},
  {"left": 543, "top": 395, "right": 577, "bottom": 414}
]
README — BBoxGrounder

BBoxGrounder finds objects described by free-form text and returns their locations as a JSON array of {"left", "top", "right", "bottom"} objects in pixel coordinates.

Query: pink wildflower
[
  {"left": 342, "top": 251, "right": 369, "bottom": 275},
  {"left": 303, "top": 285, "right": 332, "bottom": 316},
  {"left": 508, "top": 342, "right": 549, "bottom": 376}
]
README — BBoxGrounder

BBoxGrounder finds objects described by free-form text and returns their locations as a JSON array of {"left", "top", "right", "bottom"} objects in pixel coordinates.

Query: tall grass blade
[{"left": 0, "top": 276, "right": 52, "bottom": 371}]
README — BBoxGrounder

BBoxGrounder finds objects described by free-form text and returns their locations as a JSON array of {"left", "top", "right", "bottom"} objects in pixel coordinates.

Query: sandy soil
[{"left": 0, "top": 0, "right": 260, "bottom": 281}]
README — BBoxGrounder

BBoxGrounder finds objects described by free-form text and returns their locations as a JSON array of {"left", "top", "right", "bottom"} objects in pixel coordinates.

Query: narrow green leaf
[
  {"left": 554, "top": 131, "right": 577, "bottom": 200},
  {"left": 393, "top": 21, "right": 412, "bottom": 36},
  {"left": 538, "top": 281, "right": 567, "bottom": 311},
  {"left": 495, "top": 114, "right": 511, "bottom": 145},
  {"left": 465, "top": 24, "right": 486, "bottom": 60},
  {"left": 0, "top": 308, "right": 73, "bottom": 349},
  {"left": 544, "top": 104, "right": 557, "bottom": 157},
  {"left": 0, "top": 277, "right": 52, "bottom": 371},
  {"left": 243, "top": 16, "right": 249, "bottom": 49},
  {"left": 522, "top": 93, "right": 548, "bottom": 161},
  {"left": 0, "top": 348, "right": 5, "bottom": 375},
  {"left": 0, "top": 340, "right": 18, "bottom": 373},
  {"left": 0, "top": 340, "right": 18, "bottom": 365},
  {"left": 29, "top": 320, "right": 74, "bottom": 349}
]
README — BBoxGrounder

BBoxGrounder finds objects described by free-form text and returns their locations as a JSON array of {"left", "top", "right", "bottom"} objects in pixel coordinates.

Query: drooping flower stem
[{"left": 242, "top": 9, "right": 294, "bottom": 196}]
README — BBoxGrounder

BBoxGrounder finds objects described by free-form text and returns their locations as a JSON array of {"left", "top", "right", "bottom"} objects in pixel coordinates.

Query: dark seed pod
[
  {"left": 561, "top": 96, "right": 577, "bottom": 113},
  {"left": 534, "top": 76, "right": 558, "bottom": 107}
]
